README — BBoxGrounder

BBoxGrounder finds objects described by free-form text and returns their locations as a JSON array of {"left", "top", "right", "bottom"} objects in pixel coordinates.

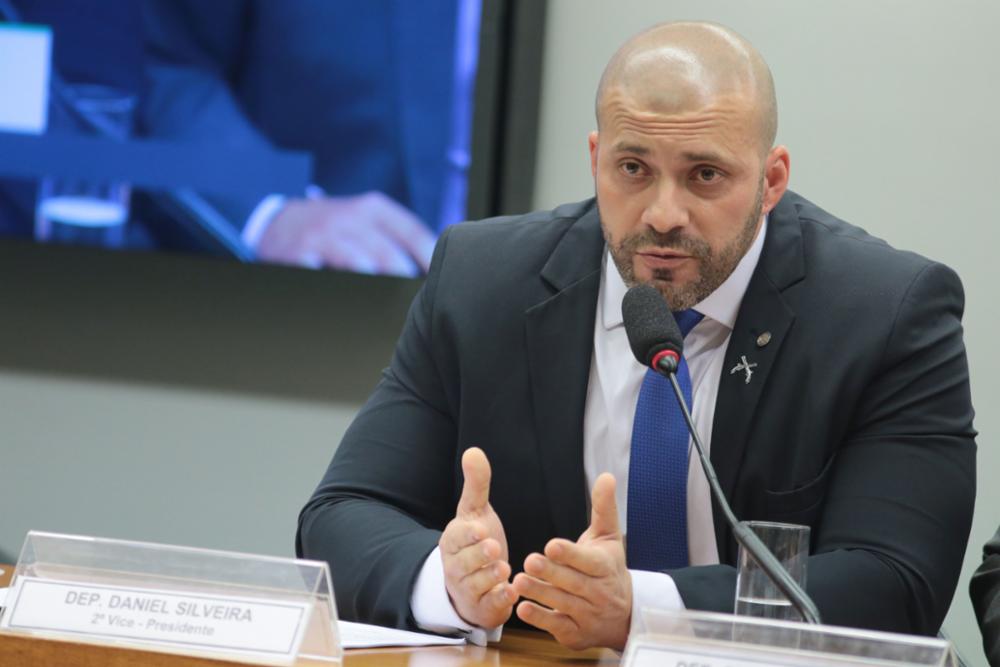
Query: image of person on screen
[
  {"left": 297, "top": 21, "right": 975, "bottom": 651},
  {"left": 140, "top": 0, "right": 479, "bottom": 276}
]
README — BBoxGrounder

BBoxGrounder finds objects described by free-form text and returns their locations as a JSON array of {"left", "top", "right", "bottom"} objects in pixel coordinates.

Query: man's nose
[{"left": 641, "top": 181, "right": 690, "bottom": 234}]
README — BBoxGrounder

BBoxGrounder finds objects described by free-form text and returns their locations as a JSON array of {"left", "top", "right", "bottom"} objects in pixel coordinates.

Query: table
[{"left": 0, "top": 564, "right": 620, "bottom": 666}]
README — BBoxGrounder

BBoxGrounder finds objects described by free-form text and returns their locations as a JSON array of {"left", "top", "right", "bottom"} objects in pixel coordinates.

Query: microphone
[{"left": 622, "top": 284, "right": 822, "bottom": 625}]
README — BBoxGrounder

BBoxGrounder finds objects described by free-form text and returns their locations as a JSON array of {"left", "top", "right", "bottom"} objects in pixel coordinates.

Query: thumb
[
  {"left": 457, "top": 447, "right": 492, "bottom": 516},
  {"left": 587, "top": 473, "right": 620, "bottom": 538}
]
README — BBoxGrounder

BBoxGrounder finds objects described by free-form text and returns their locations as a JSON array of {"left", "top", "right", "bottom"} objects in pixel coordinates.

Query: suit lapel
[
  {"left": 710, "top": 195, "right": 805, "bottom": 557},
  {"left": 525, "top": 205, "right": 605, "bottom": 540}
]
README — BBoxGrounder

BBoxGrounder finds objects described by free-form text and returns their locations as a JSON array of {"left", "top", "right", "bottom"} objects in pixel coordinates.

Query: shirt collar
[{"left": 601, "top": 215, "right": 768, "bottom": 332}]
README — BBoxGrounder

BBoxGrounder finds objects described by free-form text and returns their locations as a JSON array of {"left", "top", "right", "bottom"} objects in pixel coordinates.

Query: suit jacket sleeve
[
  {"left": 296, "top": 228, "right": 458, "bottom": 630},
  {"left": 140, "top": 0, "right": 275, "bottom": 228},
  {"left": 972, "top": 527, "right": 1000, "bottom": 666},
  {"left": 671, "top": 261, "right": 976, "bottom": 635}
]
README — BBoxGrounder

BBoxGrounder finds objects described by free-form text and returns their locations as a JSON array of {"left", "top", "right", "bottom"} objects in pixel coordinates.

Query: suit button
[{"left": 756, "top": 331, "right": 772, "bottom": 347}]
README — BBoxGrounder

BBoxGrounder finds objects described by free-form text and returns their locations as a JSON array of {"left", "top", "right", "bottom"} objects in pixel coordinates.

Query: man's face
[{"left": 590, "top": 91, "right": 783, "bottom": 310}]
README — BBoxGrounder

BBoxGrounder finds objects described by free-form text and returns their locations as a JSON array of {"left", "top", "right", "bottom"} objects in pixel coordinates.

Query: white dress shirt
[{"left": 411, "top": 217, "right": 768, "bottom": 644}]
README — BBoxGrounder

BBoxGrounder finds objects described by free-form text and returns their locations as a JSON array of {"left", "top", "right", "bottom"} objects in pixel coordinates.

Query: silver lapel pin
[{"left": 730, "top": 355, "right": 758, "bottom": 385}]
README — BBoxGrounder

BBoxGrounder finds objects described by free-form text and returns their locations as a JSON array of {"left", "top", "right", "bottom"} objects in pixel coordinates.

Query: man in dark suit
[
  {"left": 141, "top": 0, "right": 469, "bottom": 275},
  {"left": 297, "top": 21, "right": 976, "bottom": 650},
  {"left": 972, "top": 528, "right": 1000, "bottom": 666}
]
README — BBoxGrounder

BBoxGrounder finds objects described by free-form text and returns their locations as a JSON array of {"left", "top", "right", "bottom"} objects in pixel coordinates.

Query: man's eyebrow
[
  {"left": 611, "top": 142, "right": 650, "bottom": 155},
  {"left": 609, "top": 144, "right": 732, "bottom": 164},
  {"left": 681, "top": 150, "right": 729, "bottom": 164}
]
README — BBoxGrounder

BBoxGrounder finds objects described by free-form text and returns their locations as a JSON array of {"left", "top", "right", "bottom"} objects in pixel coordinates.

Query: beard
[{"left": 602, "top": 180, "right": 765, "bottom": 310}]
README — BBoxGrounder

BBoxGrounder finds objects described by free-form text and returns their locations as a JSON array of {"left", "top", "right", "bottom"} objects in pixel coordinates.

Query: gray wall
[
  {"left": 0, "top": 244, "right": 418, "bottom": 563},
  {"left": 0, "top": 1, "right": 995, "bottom": 664},
  {"left": 533, "top": 1, "right": 998, "bottom": 665}
]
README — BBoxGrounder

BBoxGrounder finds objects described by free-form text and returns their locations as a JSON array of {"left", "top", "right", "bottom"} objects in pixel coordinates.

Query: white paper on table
[
  {"left": 339, "top": 620, "right": 465, "bottom": 649},
  {"left": 0, "top": 586, "right": 7, "bottom": 608}
]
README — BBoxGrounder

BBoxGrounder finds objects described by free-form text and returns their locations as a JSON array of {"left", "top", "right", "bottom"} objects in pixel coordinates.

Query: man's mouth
[{"left": 636, "top": 249, "right": 692, "bottom": 270}]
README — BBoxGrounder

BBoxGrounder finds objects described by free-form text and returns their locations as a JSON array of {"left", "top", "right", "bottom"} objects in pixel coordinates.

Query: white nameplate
[
  {"left": 627, "top": 608, "right": 954, "bottom": 667},
  {"left": 629, "top": 642, "right": 790, "bottom": 667},
  {"left": 624, "top": 635, "right": 944, "bottom": 667},
  {"left": 1, "top": 577, "right": 310, "bottom": 662}
]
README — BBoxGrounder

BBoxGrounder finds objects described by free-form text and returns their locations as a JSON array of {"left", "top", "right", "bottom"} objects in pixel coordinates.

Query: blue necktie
[{"left": 626, "top": 309, "right": 704, "bottom": 571}]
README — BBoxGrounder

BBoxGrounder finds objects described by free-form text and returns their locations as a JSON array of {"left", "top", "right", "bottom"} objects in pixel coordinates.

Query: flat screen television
[{"left": 0, "top": 0, "right": 545, "bottom": 278}]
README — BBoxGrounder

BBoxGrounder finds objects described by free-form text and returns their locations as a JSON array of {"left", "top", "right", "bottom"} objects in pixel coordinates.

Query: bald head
[{"left": 596, "top": 22, "right": 777, "bottom": 155}]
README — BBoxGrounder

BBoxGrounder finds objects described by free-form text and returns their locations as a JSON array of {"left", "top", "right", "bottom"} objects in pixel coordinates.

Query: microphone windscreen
[{"left": 622, "top": 284, "right": 684, "bottom": 367}]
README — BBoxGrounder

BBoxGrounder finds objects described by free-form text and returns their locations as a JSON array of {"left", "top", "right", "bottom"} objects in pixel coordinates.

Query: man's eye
[
  {"left": 619, "top": 161, "right": 644, "bottom": 177},
  {"left": 695, "top": 167, "right": 722, "bottom": 183}
]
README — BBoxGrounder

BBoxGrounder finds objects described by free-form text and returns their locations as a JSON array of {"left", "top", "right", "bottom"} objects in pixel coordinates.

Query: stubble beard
[{"left": 602, "top": 180, "right": 765, "bottom": 310}]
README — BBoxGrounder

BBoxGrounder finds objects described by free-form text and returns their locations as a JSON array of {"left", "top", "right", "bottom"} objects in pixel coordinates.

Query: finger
[
  {"left": 485, "top": 581, "right": 518, "bottom": 612},
  {"left": 512, "top": 573, "right": 587, "bottom": 617},
  {"left": 439, "top": 518, "right": 488, "bottom": 555},
  {"left": 476, "top": 582, "right": 517, "bottom": 627},
  {"left": 412, "top": 234, "right": 436, "bottom": 273},
  {"left": 297, "top": 252, "right": 324, "bottom": 270},
  {"left": 306, "top": 236, "right": 380, "bottom": 274},
  {"left": 384, "top": 221, "right": 435, "bottom": 274},
  {"left": 459, "top": 559, "right": 512, "bottom": 600},
  {"left": 516, "top": 600, "right": 581, "bottom": 645},
  {"left": 457, "top": 447, "right": 492, "bottom": 516},
  {"left": 324, "top": 253, "right": 378, "bottom": 274},
  {"left": 362, "top": 191, "right": 438, "bottom": 271},
  {"left": 331, "top": 229, "right": 419, "bottom": 277},
  {"left": 443, "top": 537, "right": 503, "bottom": 579},
  {"left": 588, "top": 473, "right": 620, "bottom": 538},
  {"left": 523, "top": 552, "right": 591, "bottom": 597},
  {"left": 544, "top": 539, "right": 608, "bottom": 578}
]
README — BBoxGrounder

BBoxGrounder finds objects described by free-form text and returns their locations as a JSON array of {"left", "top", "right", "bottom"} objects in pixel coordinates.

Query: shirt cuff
[
  {"left": 241, "top": 194, "right": 287, "bottom": 250},
  {"left": 410, "top": 545, "right": 503, "bottom": 646},
  {"left": 628, "top": 569, "right": 686, "bottom": 637}
]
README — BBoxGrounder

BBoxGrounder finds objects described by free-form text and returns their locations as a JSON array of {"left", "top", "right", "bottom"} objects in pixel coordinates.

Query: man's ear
[
  {"left": 589, "top": 131, "right": 600, "bottom": 180},
  {"left": 761, "top": 145, "right": 790, "bottom": 214}
]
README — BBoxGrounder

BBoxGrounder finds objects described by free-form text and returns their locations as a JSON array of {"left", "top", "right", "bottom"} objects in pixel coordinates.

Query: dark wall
[{"left": 0, "top": 239, "right": 420, "bottom": 403}]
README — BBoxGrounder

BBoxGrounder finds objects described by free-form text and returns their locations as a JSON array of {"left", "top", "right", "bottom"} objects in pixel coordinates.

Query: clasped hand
[
  {"left": 441, "top": 448, "right": 631, "bottom": 650},
  {"left": 258, "top": 191, "right": 436, "bottom": 276}
]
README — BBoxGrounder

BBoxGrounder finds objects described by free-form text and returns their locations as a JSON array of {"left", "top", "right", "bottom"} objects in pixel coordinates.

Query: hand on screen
[
  {"left": 513, "top": 473, "right": 632, "bottom": 650},
  {"left": 257, "top": 191, "right": 437, "bottom": 276},
  {"left": 440, "top": 447, "right": 516, "bottom": 629}
]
